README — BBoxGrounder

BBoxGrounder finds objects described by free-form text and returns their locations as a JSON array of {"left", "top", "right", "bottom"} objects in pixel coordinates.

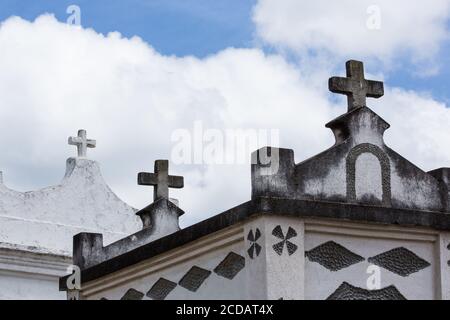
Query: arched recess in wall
[{"left": 346, "top": 143, "right": 392, "bottom": 207}]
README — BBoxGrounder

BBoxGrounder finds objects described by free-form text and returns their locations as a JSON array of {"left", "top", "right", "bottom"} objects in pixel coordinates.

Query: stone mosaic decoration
[
  {"left": 346, "top": 143, "right": 392, "bottom": 206},
  {"left": 272, "top": 225, "right": 298, "bottom": 256},
  {"left": 178, "top": 266, "right": 212, "bottom": 292},
  {"left": 120, "top": 288, "right": 144, "bottom": 300},
  {"left": 305, "top": 241, "right": 364, "bottom": 271},
  {"left": 327, "top": 282, "right": 406, "bottom": 300},
  {"left": 247, "top": 228, "right": 262, "bottom": 259},
  {"left": 448, "top": 243, "right": 450, "bottom": 267},
  {"left": 214, "top": 252, "right": 245, "bottom": 280},
  {"left": 368, "top": 247, "right": 430, "bottom": 277},
  {"left": 146, "top": 278, "right": 177, "bottom": 300}
]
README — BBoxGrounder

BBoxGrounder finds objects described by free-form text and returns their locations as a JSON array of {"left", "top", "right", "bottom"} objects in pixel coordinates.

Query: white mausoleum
[
  {"left": 59, "top": 61, "right": 450, "bottom": 300},
  {"left": 0, "top": 130, "right": 140, "bottom": 299}
]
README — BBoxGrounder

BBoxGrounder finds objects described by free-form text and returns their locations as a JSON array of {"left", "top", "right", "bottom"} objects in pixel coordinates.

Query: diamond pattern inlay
[
  {"left": 368, "top": 247, "right": 430, "bottom": 277},
  {"left": 305, "top": 241, "right": 364, "bottom": 271},
  {"left": 447, "top": 243, "right": 450, "bottom": 267},
  {"left": 146, "top": 278, "right": 177, "bottom": 300},
  {"left": 214, "top": 252, "right": 245, "bottom": 280},
  {"left": 120, "top": 288, "right": 144, "bottom": 300},
  {"left": 178, "top": 266, "right": 211, "bottom": 292},
  {"left": 327, "top": 282, "right": 406, "bottom": 300},
  {"left": 272, "top": 225, "right": 298, "bottom": 256},
  {"left": 247, "top": 228, "right": 262, "bottom": 259}
]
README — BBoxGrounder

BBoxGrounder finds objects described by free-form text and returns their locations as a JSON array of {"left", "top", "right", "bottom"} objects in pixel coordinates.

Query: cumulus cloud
[
  {"left": 375, "top": 89, "right": 450, "bottom": 170},
  {"left": 253, "top": 0, "right": 450, "bottom": 63},
  {"left": 0, "top": 14, "right": 449, "bottom": 227},
  {"left": 0, "top": 15, "right": 334, "bottom": 225}
]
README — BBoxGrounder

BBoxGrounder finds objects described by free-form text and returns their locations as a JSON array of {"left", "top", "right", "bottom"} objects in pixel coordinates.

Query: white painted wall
[
  {"left": 0, "top": 157, "right": 141, "bottom": 299},
  {"left": 304, "top": 223, "right": 436, "bottom": 300},
  {"left": 0, "top": 245, "right": 70, "bottom": 300},
  {"left": 78, "top": 217, "right": 449, "bottom": 300}
]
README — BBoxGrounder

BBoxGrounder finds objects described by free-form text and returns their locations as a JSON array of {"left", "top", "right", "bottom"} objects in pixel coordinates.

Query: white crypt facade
[
  {"left": 0, "top": 130, "right": 141, "bottom": 299},
  {"left": 59, "top": 60, "right": 450, "bottom": 300},
  {"left": 1, "top": 60, "right": 450, "bottom": 300}
]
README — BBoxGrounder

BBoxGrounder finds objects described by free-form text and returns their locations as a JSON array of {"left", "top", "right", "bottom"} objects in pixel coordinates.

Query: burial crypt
[{"left": 56, "top": 60, "right": 450, "bottom": 300}]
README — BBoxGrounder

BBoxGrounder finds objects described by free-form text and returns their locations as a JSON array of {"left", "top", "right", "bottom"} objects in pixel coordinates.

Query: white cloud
[
  {"left": 0, "top": 14, "right": 449, "bottom": 227},
  {"left": 0, "top": 15, "right": 333, "bottom": 225},
  {"left": 253, "top": 0, "right": 450, "bottom": 63},
  {"left": 375, "top": 89, "right": 450, "bottom": 170}
]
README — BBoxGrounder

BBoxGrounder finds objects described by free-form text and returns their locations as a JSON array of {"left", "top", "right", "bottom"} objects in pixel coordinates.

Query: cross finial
[
  {"left": 329, "top": 60, "right": 384, "bottom": 111},
  {"left": 138, "top": 160, "right": 184, "bottom": 202},
  {"left": 68, "top": 129, "right": 96, "bottom": 158}
]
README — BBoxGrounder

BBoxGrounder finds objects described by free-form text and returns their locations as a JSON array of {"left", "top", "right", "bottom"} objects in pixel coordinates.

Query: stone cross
[
  {"left": 138, "top": 160, "right": 184, "bottom": 201},
  {"left": 68, "top": 129, "right": 96, "bottom": 158},
  {"left": 329, "top": 60, "right": 384, "bottom": 111}
]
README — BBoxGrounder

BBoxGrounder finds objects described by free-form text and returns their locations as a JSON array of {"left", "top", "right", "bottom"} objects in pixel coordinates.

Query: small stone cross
[
  {"left": 68, "top": 129, "right": 96, "bottom": 158},
  {"left": 329, "top": 60, "right": 384, "bottom": 111},
  {"left": 138, "top": 160, "right": 184, "bottom": 201}
]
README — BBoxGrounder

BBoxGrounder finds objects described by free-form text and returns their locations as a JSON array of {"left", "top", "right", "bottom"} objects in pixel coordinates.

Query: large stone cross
[
  {"left": 138, "top": 160, "right": 184, "bottom": 201},
  {"left": 68, "top": 129, "right": 96, "bottom": 158},
  {"left": 329, "top": 60, "right": 384, "bottom": 111}
]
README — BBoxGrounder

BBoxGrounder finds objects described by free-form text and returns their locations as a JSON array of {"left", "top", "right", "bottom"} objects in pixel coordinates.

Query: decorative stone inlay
[
  {"left": 247, "top": 228, "right": 262, "bottom": 259},
  {"left": 272, "top": 225, "right": 298, "bottom": 256},
  {"left": 147, "top": 278, "right": 177, "bottom": 300},
  {"left": 346, "top": 143, "right": 391, "bottom": 206},
  {"left": 327, "top": 282, "right": 406, "bottom": 300},
  {"left": 368, "top": 247, "right": 430, "bottom": 277},
  {"left": 120, "top": 288, "right": 144, "bottom": 300},
  {"left": 446, "top": 243, "right": 450, "bottom": 267},
  {"left": 178, "top": 266, "right": 211, "bottom": 292},
  {"left": 305, "top": 241, "right": 364, "bottom": 271},
  {"left": 214, "top": 252, "right": 245, "bottom": 280}
]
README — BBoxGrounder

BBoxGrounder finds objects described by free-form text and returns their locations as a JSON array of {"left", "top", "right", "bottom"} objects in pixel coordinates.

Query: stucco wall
[
  {"left": 76, "top": 216, "right": 450, "bottom": 300},
  {"left": 0, "top": 157, "right": 140, "bottom": 256},
  {"left": 0, "top": 157, "right": 141, "bottom": 299},
  {"left": 0, "top": 245, "right": 70, "bottom": 300}
]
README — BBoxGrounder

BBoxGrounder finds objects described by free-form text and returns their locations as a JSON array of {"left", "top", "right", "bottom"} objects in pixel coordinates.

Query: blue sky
[
  {"left": 0, "top": 0, "right": 256, "bottom": 57},
  {"left": 1, "top": 0, "right": 450, "bottom": 102}
]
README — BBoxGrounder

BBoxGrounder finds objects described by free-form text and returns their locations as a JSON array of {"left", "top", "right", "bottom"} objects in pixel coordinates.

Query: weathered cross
[
  {"left": 138, "top": 160, "right": 184, "bottom": 201},
  {"left": 68, "top": 129, "right": 96, "bottom": 158},
  {"left": 329, "top": 60, "right": 384, "bottom": 111}
]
